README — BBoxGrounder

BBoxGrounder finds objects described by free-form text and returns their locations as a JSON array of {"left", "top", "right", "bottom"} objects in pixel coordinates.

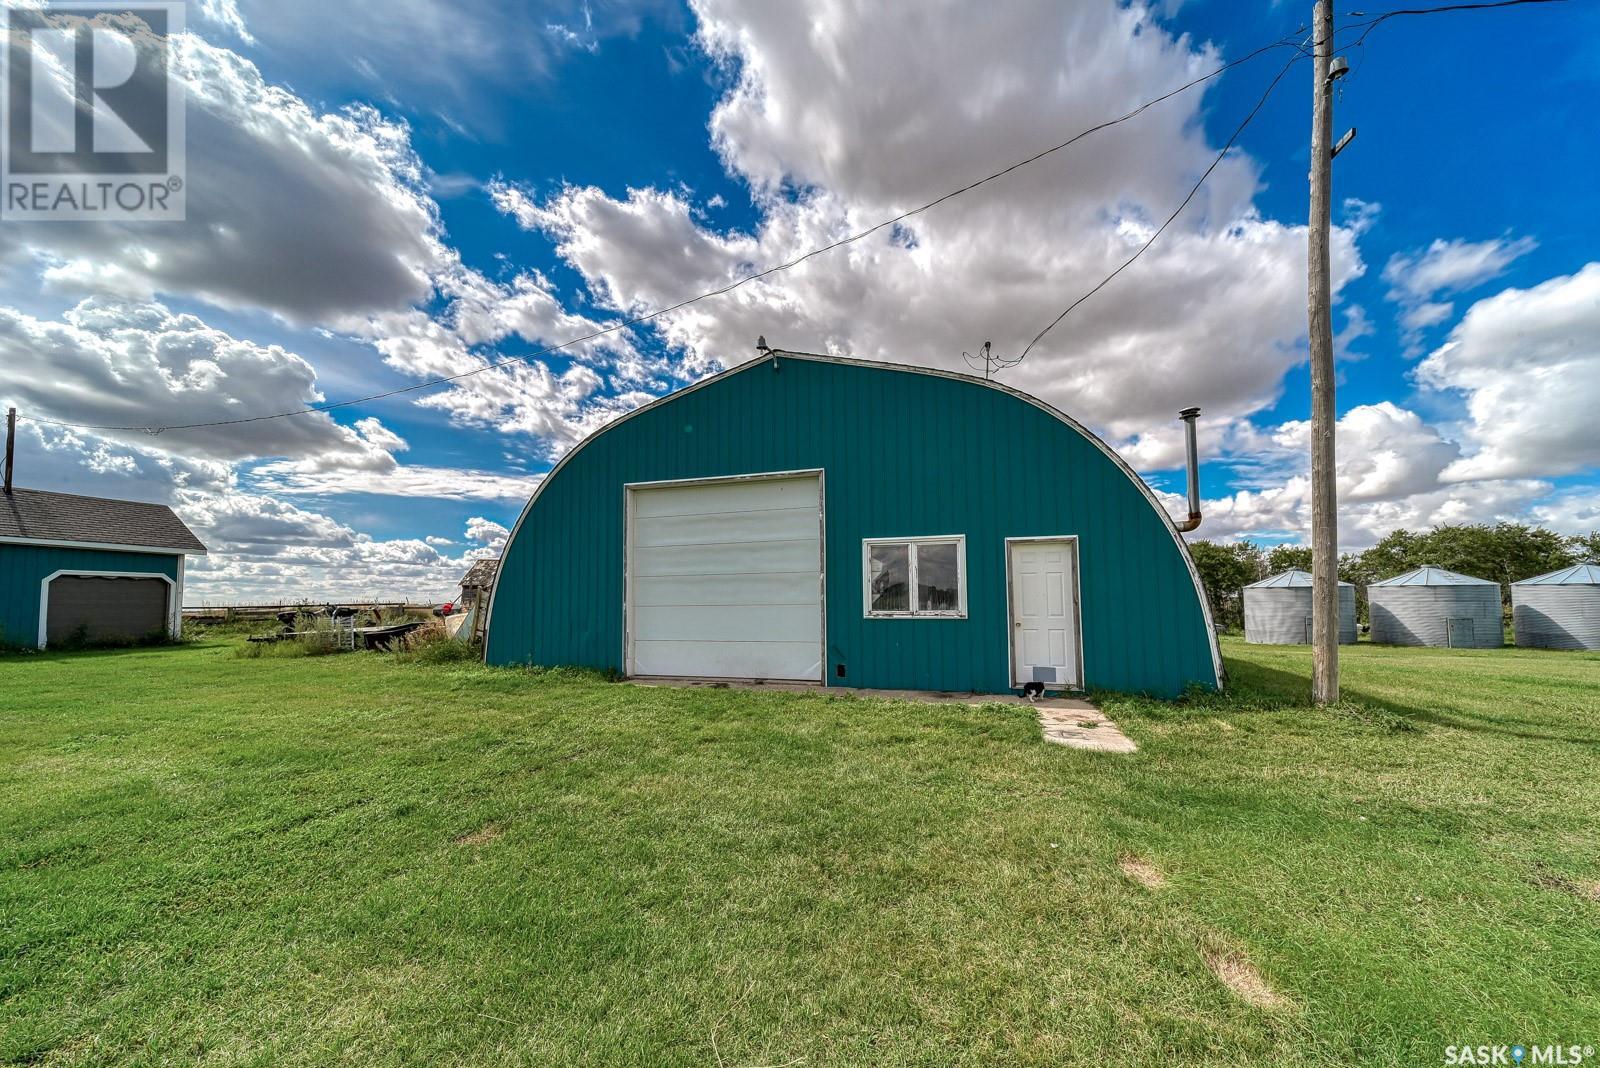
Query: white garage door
[{"left": 627, "top": 473, "right": 823, "bottom": 681}]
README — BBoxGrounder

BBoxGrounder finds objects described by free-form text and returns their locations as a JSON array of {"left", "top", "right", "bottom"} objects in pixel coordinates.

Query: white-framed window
[{"left": 863, "top": 536, "right": 967, "bottom": 618}]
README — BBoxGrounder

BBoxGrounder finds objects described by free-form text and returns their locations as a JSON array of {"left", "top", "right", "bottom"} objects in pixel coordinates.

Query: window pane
[
  {"left": 869, "top": 543, "right": 910, "bottom": 612},
  {"left": 916, "top": 542, "right": 960, "bottom": 612}
]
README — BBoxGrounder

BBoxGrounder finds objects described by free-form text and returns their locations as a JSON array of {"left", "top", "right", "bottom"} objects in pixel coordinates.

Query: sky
[{"left": 2, "top": 0, "right": 1596, "bottom": 604}]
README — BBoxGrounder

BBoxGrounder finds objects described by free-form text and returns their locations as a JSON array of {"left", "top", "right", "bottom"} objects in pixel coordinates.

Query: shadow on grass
[
  {"left": 0, "top": 642, "right": 203, "bottom": 666},
  {"left": 1225, "top": 654, "right": 1600, "bottom": 750}
]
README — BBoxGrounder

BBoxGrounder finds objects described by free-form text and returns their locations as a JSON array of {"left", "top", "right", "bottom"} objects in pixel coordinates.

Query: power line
[
  {"left": 1337, "top": 0, "right": 1567, "bottom": 48},
  {"left": 22, "top": 34, "right": 1305, "bottom": 436},
  {"left": 1016, "top": 53, "right": 1304, "bottom": 362},
  {"left": 1009, "top": 0, "right": 1567, "bottom": 363}
]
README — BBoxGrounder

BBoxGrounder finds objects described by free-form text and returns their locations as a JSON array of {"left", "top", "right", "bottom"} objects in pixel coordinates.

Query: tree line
[{"left": 1188, "top": 523, "right": 1600, "bottom": 632}]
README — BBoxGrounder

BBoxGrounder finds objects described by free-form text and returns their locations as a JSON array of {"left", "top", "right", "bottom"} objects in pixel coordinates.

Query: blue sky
[{"left": 3, "top": 0, "right": 1596, "bottom": 601}]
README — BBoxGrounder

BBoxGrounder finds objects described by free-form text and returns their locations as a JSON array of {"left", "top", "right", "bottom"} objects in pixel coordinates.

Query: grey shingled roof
[
  {"left": 0, "top": 488, "right": 206, "bottom": 553},
  {"left": 460, "top": 557, "right": 499, "bottom": 588}
]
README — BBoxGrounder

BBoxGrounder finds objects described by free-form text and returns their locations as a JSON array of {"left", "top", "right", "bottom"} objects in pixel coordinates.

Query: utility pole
[
  {"left": 3, "top": 408, "right": 14, "bottom": 496},
  {"left": 1308, "top": 0, "right": 1340, "bottom": 704}
]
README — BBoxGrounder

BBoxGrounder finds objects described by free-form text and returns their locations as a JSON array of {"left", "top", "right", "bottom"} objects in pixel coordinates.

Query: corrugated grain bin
[
  {"left": 1242, "top": 569, "right": 1357, "bottom": 644},
  {"left": 1512, "top": 563, "right": 1600, "bottom": 651},
  {"left": 1368, "top": 566, "right": 1503, "bottom": 648}
]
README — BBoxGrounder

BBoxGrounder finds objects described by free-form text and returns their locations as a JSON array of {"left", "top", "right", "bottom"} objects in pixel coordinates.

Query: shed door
[
  {"left": 46, "top": 575, "right": 170, "bottom": 646},
  {"left": 1008, "top": 539, "right": 1082, "bottom": 688},
  {"left": 627, "top": 474, "right": 823, "bottom": 681}
]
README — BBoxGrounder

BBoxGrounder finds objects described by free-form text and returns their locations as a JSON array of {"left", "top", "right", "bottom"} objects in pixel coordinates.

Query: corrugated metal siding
[
  {"left": 1243, "top": 585, "right": 1357, "bottom": 644},
  {"left": 0, "top": 544, "right": 179, "bottom": 648},
  {"left": 1369, "top": 586, "right": 1503, "bottom": 648},
  {"left": 486, "top": 357, "right": 1217, "bottom": 697},
  {"left": 1513, "top": 586, "right": 1600, "bottom": 650}
]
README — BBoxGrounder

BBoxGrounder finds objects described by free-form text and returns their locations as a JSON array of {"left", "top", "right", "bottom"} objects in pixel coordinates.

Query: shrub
[
  {"left": 0, "top": 626, "right": 37, "bottom": 656},
  {"left": 185, "top": 617, "right": 283, "bottom": 641},
  {"left": 45, "top": 624, "right": 179, "bottom": 653},
  {"left": 231, "top": 613, "right": 347, "bottom": 659},
  {"left": 393, "top": 624, "right": 479, "bottom": 664},
  {"left": 234, "top": 638, "right": 310, "bottom": 659}
]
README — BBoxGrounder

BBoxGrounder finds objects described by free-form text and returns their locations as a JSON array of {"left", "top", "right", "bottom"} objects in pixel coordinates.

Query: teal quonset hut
[{"left": 485, "top": 353, "right": 1220, "bottom": 698}]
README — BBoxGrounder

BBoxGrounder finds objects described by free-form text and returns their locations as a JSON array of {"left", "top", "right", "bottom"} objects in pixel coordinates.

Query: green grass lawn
[{"left": 3, "top": 637, "right": 1597, "bottom": 1066}]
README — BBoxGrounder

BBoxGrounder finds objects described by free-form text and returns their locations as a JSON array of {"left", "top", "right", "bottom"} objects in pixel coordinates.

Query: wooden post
[
  {"left": 3, "top": 407, "right": 14, "bottom": 495},
  {"left": 1308, "top": 0, "right": 1340, "bottom": 704}
]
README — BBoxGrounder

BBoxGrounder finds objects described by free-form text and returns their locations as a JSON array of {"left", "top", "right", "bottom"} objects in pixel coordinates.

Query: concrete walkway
[
  {"left": 1031, "top": 700, "right": 1139, "bottom": 754},
  {"left": 627, "top": 678, "right": 1138, "bottom": 754}
]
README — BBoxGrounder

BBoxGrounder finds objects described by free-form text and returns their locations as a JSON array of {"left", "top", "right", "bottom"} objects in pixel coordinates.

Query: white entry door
[
  {"left": 627, "top": 473, "right": 824, "bottom": 681},
  {"left": 1008, "top": 538, "right": 1081, "bottom": 688}
]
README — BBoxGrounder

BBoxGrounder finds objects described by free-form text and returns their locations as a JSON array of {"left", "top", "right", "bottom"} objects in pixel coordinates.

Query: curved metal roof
[
  {"left": 1513, "top": 563, "right": 1600, "bottom": 586},
  {"left": 1370, "top": 565, "right": 1496, "bottom": 587},
  {"left": 1244, "top": 568, "right": 1353, "bottom": 588},
  {"left": 484, "top": 348, "right": 1224, "bottom": 690}
]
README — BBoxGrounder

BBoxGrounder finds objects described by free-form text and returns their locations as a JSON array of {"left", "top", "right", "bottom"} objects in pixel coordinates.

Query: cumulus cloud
[
  {"left": 1257, "top": 403, "right": 1463, "bottom": 504},
  {"left": 1529, "top": 487, "right": 1600, "bottom": 539},
  {"left": 3, "top": 416, "right": 525, "bottom": 600},
  {"left": 8, "top": 1, "right": 1584, "bottom": 601},
  {"left": 9, "top": 420, "right": 234, "bottom": 503},
  {"left": 2, "top": 23, "right": 630, "bottom": 459},
  {"left": 1172, "top": 401, "right": 1557, "bottom": 550},
  {"left": 414, "top": 363, "right": 655, "bottom": 458},
  {"left": 178, "top": 498, "right": 514, "bottom": 604},
  {"left": 5, "top": 33, "right": 448, "bottom": 328},
  {"left": 1184, "top": 474, "right": 1555, "bottom": 551},
  {"left": 0, "top": 295, "right": 540, "bottom": 601},
  {"left": 0, "top": 299, "right": 409, "bottom": 467},
  {"left": 250, "top": 463, "right": 541, "bottom": 500},
  {"left": 1420, "top": 262, "right": 1600, "bottom": 481},
  {"left": 497, "top": 0, "right": 1367, "bottom": 448},
  {"left": 362, "top": 263, "right": 651, "bottom": 441},
  {"left": 0, "top": 15, "right": 662, "bottom": 603},
  {"left": 182, "top": 491, "right": 360, "bottom": 551},
  {"left": 465, "top": 516, "right": 510, "bottom": 554}
]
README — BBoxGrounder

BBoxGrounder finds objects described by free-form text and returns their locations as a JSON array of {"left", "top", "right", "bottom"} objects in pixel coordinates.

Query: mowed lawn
[{"left": 3, "top": 638, "right": 1598, "bottom": 1066}]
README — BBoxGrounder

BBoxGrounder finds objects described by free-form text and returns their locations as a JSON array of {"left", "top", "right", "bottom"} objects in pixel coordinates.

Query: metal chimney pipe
[
  {"left": 3, "top": 407, "right": 14, "bottom": 496},
  {"left": 1174, "top": 406, "right": 1202, "bottom": 533}
]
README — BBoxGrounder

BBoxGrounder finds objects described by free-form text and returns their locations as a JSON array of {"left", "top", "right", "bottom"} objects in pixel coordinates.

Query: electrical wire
[
  {"left": 17, "top": 0, "right": 1574, "bottom": 435},
  {"left": 961, "top": 341, "right": 1023, "bottom": 380},
  {"left": 22, "top": 34, "right": 1306, "bottom": 436},
  {"left": 1010, "top": 0, "right": 1567, "bottom": 364},
  {"left": 1015, "top": 52, "right": 1303, "bottom": 363},
  {"left": 1337, "top": 0, "right": 1567, "bottom": 49}
]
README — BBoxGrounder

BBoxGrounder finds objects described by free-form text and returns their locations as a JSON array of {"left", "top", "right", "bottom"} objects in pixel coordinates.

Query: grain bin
[
  {"left": 1512, "top": 563, "right": 1600, "bottom": 650},
  {"left": 1368, "top": 566, "right": 1502, "bottom": 648},
  {"left": 1242, "top": 569, "right": 1357, "bottom": 644}
]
